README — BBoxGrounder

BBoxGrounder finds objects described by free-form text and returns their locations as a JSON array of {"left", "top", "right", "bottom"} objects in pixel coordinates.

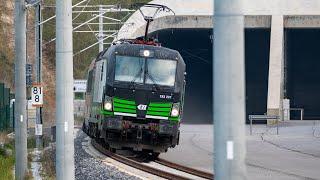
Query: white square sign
[
  {"left": 35, "top": 124, "right": 43, "bottom": 136},
  {"left": 31, "top": 85, "right": 43, "bottom": 107},
  {"left": 74, "top": 80, "right": 87, "bottom": 93}
]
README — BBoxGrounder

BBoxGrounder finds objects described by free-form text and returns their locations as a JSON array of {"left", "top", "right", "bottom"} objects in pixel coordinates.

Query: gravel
[{"left": 75, "top": 130, "right": 141, "bottom": 180}]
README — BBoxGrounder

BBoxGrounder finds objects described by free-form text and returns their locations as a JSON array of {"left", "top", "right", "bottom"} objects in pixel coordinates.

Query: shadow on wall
[
  {"left": 286, "top": 29, "right": 320, "bottom": 120},
  {"left": 151, "top": 29, "right": 213, "bottom": 124},
  {"left": 150, "top": 28, "right": 271, "bottom": 124}
]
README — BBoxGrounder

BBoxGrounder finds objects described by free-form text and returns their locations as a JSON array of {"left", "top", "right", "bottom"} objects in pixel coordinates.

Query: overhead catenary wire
[
  {"left": 180, "top": 50, "right": 211, "bottom": 64},
  {"left": 72, "top": 0, "right": 92, "bottom": 21},
  {"left": 40, "top": 0, "right": 89, "bottom": 26},
  {"left": 73, "top": 32, "right": 117, "bottom": 56}
]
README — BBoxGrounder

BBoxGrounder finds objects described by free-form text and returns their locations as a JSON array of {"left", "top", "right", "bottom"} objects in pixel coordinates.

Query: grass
[
  {"left": 40, "top": 148, "right": 56, "bottom": 180},
  {"left": 75, "top": 115, "right": 85, "bottom": 126},
  {"left": 27, "top": 135, "right": 52, "bottom": 149},
  {"left": 0, "top": 133, "right": 55, "bottom": 180},
  {"left": 0, "top": 132, "right": 15, "bottom": 180},
  {"left": 0, "top": 154, "right": 15, "bottom": 179},
  {"left": 27, "top": 135, "right": 56, "bottom": 179}
]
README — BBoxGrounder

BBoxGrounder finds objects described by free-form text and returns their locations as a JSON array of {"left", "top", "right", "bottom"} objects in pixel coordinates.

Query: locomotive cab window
[
  {"left": 115, "top": 56, "right": 145, "bottom": 83},
  {"left": 146, "top": 59, "right": 177, "bottom": 87}
]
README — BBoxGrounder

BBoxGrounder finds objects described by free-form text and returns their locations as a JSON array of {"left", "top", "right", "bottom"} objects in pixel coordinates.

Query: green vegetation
[
  {"left": 42, "top": 0, "right": 150, "bottom": 78},
  {"left": 0, "top": 135, "right": 56, "bottom": 180},
  {"left": 0, "top": 154, "right": 15, "bottom": 179},
  {"left": 75, "top": 92, "right": 84, "bottom": 100},
  {"left": 0, "top": 0, "right": 150, "bottom": 124},
  {"left": 75, "top": 115, "right": 84, "bottom": 126},
  {"left": 27, "top": 135, "right": 52, "bottom": 149},
  {"left": 0, "top": 133, "right": 14, "bottom": 180},
  {"left": 40, "top": 148, "right": 56, "bottom": 180},
  {"left": 0, "top": 2, "right": 14, "bottom": 89}
]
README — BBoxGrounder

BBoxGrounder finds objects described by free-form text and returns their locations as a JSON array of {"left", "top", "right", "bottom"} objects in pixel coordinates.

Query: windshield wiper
[
  {"left": 129, "top": 67, "right": 144, "bottom": 90},
  {"left": 145, "top": 70, "right": 160, "bottom": 91}
]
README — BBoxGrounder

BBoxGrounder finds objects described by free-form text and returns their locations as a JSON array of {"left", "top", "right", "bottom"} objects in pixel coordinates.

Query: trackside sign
[
  {"left": 74, "top": 80, "right": 87, "bottom": 93},
  {"left": 31, "top": 84, "right": 43, "bottom": 107}
]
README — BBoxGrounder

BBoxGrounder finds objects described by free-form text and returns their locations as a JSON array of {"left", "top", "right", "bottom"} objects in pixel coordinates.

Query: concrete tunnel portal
[
  {"left": 145, "top": 27, "right": 320, "bottom": 123},
  {"left": 149, "top": 28, "right": 272, "bottom": 124},
  {"left": 116, "top": 0, "right": 320, "bottom": 123},
  {"left": 285, "top": 29, "right": 320, "bottom": 120}
]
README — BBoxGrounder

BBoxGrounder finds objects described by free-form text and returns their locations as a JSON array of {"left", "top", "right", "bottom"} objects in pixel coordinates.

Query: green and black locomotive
[
  {"left": 83, "top": 41, "right": 186, "bottom": 155},
  {"left": 83, "top": 4, "right": 185, "bottom": 156}
]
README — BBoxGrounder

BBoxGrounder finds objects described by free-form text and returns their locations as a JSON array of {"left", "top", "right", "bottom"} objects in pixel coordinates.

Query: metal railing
[
  {"left": 248, "top": 115, "right": 280, "bottom": 135},
  {"left": 290, "top": 108, "right": 304, "bottom": 120}
]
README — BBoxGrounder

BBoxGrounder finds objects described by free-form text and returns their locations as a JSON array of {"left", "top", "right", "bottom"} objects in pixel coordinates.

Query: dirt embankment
[{"left": 0, "top": 1, "right": 56, "bottom": 126}]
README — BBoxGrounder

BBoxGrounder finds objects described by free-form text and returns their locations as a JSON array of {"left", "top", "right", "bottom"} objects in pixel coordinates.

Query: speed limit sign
[{"left": 31, "top": 84, "right": 43, "bottom": 107}]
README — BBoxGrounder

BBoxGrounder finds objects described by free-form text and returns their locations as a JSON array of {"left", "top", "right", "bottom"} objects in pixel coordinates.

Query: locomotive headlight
[
  {"left": 104, "top": 102, "right": 112, "bottom": 111},
  {"left": 171, "top": 103, "right": 180, "bottom": 117},
  {"left": 104, "top": 96, "right": 113, "bottom": 111},
  {"left": 140, "top": 50, "right": 154, "bottom": 57},
  {"left": 143, "top": 50, "right": 150, "bottom": 57}
]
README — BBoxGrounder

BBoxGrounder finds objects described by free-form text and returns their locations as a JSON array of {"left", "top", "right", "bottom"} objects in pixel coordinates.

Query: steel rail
[
  {"left": 155, "top": 158, "right": 214, "bottom": 180},
  {"left": 91, "top": 139, "right": 192, "bottom": 180}
]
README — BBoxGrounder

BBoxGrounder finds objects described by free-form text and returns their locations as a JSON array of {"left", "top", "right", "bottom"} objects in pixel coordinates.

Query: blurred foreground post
[
  {"left": 56, "top": 0, "right": 75, "bottom": 179},
  {"left": 213, "top": 0, "right": 247, "bottom": 179},
  {"left": 14, "top": 0, "right": 28, "bottom": 179}
]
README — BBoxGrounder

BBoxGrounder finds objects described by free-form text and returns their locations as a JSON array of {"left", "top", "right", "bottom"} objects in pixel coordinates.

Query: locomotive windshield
[
  {"left": 114, "top": 56, "right": 177, "bottom": 87},
  {"left": 146, "top": 58, "right": 176, "bottom": 87},
  {"left": 115, "top": 56, "right": 145, "bottom": 83}
]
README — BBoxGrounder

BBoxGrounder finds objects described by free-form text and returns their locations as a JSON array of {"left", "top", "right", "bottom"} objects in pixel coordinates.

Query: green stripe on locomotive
[{"left": 100, "top": 97, "right": 180, "bottom": 121}]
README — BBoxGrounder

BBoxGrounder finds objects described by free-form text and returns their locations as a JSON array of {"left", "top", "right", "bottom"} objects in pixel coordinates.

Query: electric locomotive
[{"left": 83, "top": 4, "right": 186, "bottom": 156}]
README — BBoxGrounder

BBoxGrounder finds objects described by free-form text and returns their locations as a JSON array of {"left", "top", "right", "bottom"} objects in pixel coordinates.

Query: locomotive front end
[{"left": 101, "top": 44, "right": 186, "bottom": 153}]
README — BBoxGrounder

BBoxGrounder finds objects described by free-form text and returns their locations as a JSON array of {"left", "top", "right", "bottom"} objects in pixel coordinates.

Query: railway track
[
  {"left": 155, "top": 158, "right": 213, "bottom": 180},
  {"left": 91, "top": 139, "right": 214, "bottom": 180}
]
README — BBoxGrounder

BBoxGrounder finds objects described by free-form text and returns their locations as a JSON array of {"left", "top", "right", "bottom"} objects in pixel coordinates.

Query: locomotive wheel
[
  {"left": 82, "top": 121, "right": 85, "bottom": 132},
  {"left": 151, "top": 152, "right": 160, "bottom": 159}
]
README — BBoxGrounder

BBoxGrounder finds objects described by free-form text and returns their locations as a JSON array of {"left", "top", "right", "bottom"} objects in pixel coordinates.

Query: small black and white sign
[
  {"left": 74, "top": 79, "right": 87, "bottom": 93},
  {"left": 137, "top": 104, "right": 147, "bottom": 111},
  {"left": 31, "top": 85, "right": 43, "bottom": 107},
  {"left": 160, "top": 95, "right": 172, "bottom": 99}
]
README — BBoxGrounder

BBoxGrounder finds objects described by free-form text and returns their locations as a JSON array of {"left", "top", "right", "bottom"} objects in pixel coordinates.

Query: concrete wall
[
  {"left": 119, "top": 16, "right": 320, "bottom": 40},
  {"left": 117, "top": 0, "right": 320, "bottom": 40},
  {"left": 267, "top": 16, "right": 284, "bottom": 119},
  {"left": 116, "top": 0, "right": 320, "bottom": 121}
]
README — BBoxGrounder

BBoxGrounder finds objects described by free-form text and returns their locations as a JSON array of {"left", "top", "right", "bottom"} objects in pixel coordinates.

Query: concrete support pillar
[
  {"left": 267, "top": 15, "right": 284, "bottom": 121},
  {"left": 214, "top": 0, "right": 247, "bottom": 179},
  {"left": 55, "top": 0, "right": 75, "bottom": 179}
]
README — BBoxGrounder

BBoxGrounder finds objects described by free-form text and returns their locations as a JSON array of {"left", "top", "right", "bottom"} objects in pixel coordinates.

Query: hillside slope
[
  {"left": 41, "top": 0, "right": 149, "bottom": 125},
  {"left": 0, "top": 0, "right": 15, "bottom": 89},
  {"left": 0, "top": 0, "right": 149, "bottom": 126}
]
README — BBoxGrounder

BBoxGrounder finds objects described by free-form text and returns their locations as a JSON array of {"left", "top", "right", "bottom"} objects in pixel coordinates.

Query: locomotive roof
[{"left": 101, "top": 43, "right": 185, "bottom": 65}]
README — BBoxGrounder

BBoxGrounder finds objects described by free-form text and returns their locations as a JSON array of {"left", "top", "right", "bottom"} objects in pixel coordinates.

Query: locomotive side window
[
  {"left": 100, "top": 62, "right": 104, "bottom": 81},
  {"left": 87, "top": 70, "right": 94, "bottom": 93},
  {"left": 115, "top": 56, "right": 145, "bottom": 83}
]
